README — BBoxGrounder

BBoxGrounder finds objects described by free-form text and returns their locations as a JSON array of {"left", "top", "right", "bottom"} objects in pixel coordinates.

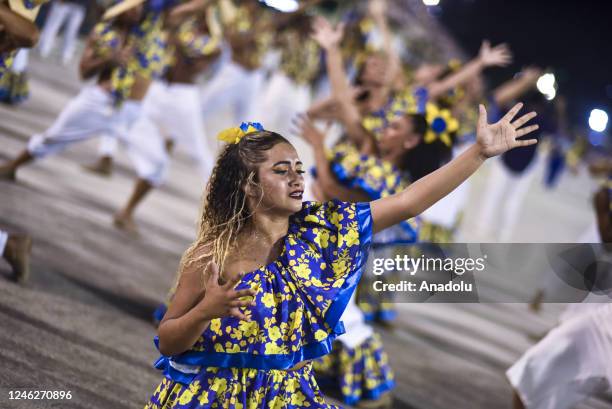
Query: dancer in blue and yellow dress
[{"left": 144, "top": 99, "right": 540, "bottom": 408}]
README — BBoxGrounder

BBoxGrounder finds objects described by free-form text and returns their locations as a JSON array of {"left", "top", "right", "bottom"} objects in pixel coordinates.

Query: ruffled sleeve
[
  {"left": 152, "top": 201, "right": 373, "bottom": 382},
  {"left": 288, "top": 200, "right": 373, "bottom": 332}
]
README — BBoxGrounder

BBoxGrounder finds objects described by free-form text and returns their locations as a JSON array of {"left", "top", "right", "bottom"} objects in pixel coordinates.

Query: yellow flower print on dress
[{"left": 148, "top": 201, "right": 371, "bottom": 408}]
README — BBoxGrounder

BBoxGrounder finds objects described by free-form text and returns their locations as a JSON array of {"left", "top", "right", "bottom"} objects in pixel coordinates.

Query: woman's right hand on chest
[{"left": 194, "top": 262, "right": 257, "bottom": 322}]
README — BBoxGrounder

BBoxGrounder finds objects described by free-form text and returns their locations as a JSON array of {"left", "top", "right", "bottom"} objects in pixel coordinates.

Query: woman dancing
[{"left": 144, "top": 100, "right": 538, "bottom": 408}]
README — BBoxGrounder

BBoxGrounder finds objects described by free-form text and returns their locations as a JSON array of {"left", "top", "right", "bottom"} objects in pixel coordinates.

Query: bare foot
[
  {"left": 0, "top": 164, "right": 16, "bottom": 181},
  {"left": 4, "top": 234, "right": 32, "bottom": 283},
  {"left": 113, "top": 212, "right": 139, "bottom": 236},
  {"left": 82, "top": 156, "right": 113, "bottom": 177}
]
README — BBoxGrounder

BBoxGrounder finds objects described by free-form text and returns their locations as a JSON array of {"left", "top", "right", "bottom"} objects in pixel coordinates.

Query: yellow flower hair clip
[
  {"left": 424, "top": 103, "right": 459, "bottom": 147},
  {"left": 217, "top": 122, "right": 265, "bottom": 144}
]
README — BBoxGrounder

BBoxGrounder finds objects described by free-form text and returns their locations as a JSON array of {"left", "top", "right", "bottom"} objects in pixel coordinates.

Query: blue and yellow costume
[
  {"left": 361, "top": 86, "right": 429, "bottom": 141},
  {"left": 307, "top": 144, "right": 399, "bottom": 401},
  {"left": 219, "top": 1, "right": 272, "bottom": 70},
  {"left": 312, "top": 324, "right": 394, "bottom": 406},
  {"left": 145, "top": 200, "right": 373, "bottom": 408},
  {"left": 170, "top": 16, "right": 221, "bottom": 64},
  {"left": 0, "top": 0, "right": 49, "bottom": 104},
  {"left": 320, "top": 142, "right": 414, "bottom": 323},
  {"left": 278, "top": 30, "right": 320, "bottom": 87},
  {"left": 91, "top": 2, "right": 169, "bottom": 106}
]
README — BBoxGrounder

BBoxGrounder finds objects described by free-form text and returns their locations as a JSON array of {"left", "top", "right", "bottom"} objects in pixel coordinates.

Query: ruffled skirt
[
  {"left": 313, "top": 334, "right": 394, "bottom": 405},
  {"left": 144, "top": 363, "right": 340, "bottom": 409},
  {"left": 0, "top": 70, "right": 29, "bottom": 105}
]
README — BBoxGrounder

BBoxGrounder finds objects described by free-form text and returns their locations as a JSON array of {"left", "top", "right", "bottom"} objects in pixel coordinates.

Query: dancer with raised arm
[{"left": 144, "top": 97, "right": 537, "bottom": 407}]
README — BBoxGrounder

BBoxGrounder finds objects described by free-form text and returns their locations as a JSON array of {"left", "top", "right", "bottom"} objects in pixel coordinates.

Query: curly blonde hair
[{"left": 176, "top": 130, "right": 290, "bottom": 284}]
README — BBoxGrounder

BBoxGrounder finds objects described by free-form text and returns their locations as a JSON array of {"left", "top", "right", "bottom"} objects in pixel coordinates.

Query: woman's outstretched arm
[{"left": 370, "top": 103, "right": 539, "bottom": 233}]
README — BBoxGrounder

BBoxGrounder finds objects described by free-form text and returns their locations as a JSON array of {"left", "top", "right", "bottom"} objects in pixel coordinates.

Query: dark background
[{"left": 435, "top": 0, "right": 612, "bottom": 132}]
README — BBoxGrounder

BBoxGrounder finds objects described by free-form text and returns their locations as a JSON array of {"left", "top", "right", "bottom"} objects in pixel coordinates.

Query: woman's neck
[{"left": 242, "top": 212, "right": 289, "bottom": 245}]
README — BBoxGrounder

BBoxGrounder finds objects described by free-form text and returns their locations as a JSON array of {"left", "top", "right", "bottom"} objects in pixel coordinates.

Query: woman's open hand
[
  {"left": 311, "top": 16, "right": 344, "bottom": 50},
  {"left": 479, "top": 40, "right": 512, "bottom": 67},
  {"left": 293, "top": 114, "right": 327, "bottom": 148},
  {"left": 196, "top": 262, "right": 256, "bottom": 321},
  {"left": 477, "top": 102, "right": 539, "bottom": 159}
]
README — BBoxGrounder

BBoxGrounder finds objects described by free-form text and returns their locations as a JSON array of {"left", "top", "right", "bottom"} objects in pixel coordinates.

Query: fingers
[
  {"left": 513, "top": 138, "right": 538, "bottom": 148},
  {"left": 223, "top": 271, "right": 245, "bottom": 289},
  {"left": 232, "top": 288, "right": 257, "bottom": 299},
  {"left": 229, "top": 307, "right": 249, "bottom": 321},
  {"left": 477, "top": 104, "right": 488, "bottom": 130},
  {"left": 480, "top": 39, "right": 490, "bottom": 53},
  {"left": 515, "top": 124, "right": 539, "bottom": 138},
  {"left": 511, "top": 111, "right": 537, "bottom": 129},
  {"left": 229, "top": 299, "right": 256, "bottom": 308},
  {"left": 336, "top": 22, "right": 346, "bottom": 36},
  {"left": 206, "top": 261, "right": 220, "bottom": 285},
  {"left": 502, "top": 102, "right": 524, "bottom": 122}
]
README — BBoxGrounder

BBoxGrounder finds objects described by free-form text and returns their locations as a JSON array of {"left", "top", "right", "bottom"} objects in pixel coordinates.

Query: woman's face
[
  {"left": 360, "top": 54, "right": 388, "bottom": 87},
  {"left": 251, "top": 143, "right": 305, "bottom": 216},
  {"left": 378, "top": 116, "right": 420, "bottom": 159}
]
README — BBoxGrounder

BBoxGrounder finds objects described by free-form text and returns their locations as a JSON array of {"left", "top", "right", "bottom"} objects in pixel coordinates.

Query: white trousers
[
  {"left": 200, "top": 60, "right": 264, "bottom": 123},
  {"left": 0, "top": 229, "right": 8, "bottom": 256},
  {"left": 252, "top": 71, "right": 312, "bottom": 136},
  {"left": 126, "top": 81, "right": 214, "bottom": 186},
  {"left": 27, "top": 85, "right": 143, "bottom": 161},
  {"left": 12, "top": 49, "right": 29, "bottom": 73},
  {"left": 39, "top": 1, "right": 86, "bottom": 63},
  {"left": 507, "top": 304, "right": 612, "bottom": 409}
]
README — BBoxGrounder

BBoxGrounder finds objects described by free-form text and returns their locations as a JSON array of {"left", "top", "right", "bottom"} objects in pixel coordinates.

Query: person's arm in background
[
  {"left": 428, "top": 40, "right": 512, "bottom": 100},
  {"left": 307, "top": 96, "right": 341, "bottom": 121},
  {"left": 312, "top": 17, "right": 376, "bottom": 152},
  {"left": 165, "top": 0, "right": 215, "bottom": 28},
  {"left": 369, "top": 0, "right": 400, "bottom": 90},
  {"left": 493, "top": 66, "right": 543, "bottom": 107},
  {"left": 371, "top": 103, "right": 538, "bottom": 232},
  {"left": 296, "top": 114, "right": 371, "bottom": 203},
  {"left": 0, "top": 3, "right": 39, "bottom": 50},
  {"left": 79, "top": 30, "right": 131, "bottom": 80}
]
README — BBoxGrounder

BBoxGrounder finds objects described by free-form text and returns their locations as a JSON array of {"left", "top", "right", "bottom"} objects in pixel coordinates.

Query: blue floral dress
[{"left": 144, "top": 200, "right": 373, "bottom": 408}]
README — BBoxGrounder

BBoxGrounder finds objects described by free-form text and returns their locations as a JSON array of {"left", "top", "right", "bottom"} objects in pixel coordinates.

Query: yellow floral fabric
[{"left": 146, "top": 200, "right": 373, "bottom": 408}]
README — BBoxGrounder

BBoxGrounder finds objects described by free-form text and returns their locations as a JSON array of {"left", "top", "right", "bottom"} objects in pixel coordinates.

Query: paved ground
[{"left": 0, "top": 54, "right": 610, "bottom": 409}]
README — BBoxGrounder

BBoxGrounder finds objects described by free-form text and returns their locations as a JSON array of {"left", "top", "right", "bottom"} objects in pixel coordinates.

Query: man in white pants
[
  {"left": 38, "top": 0, "right": 87, "bottom": 64},
  {"left": 0, "top": 1, "right": 142, "bottom": 179},
  {"left": 114, "top": 7, "right": 222, "bottom": 232},
  {"left": 0, "top": 1, "right": 165, "bottom": 183}
]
